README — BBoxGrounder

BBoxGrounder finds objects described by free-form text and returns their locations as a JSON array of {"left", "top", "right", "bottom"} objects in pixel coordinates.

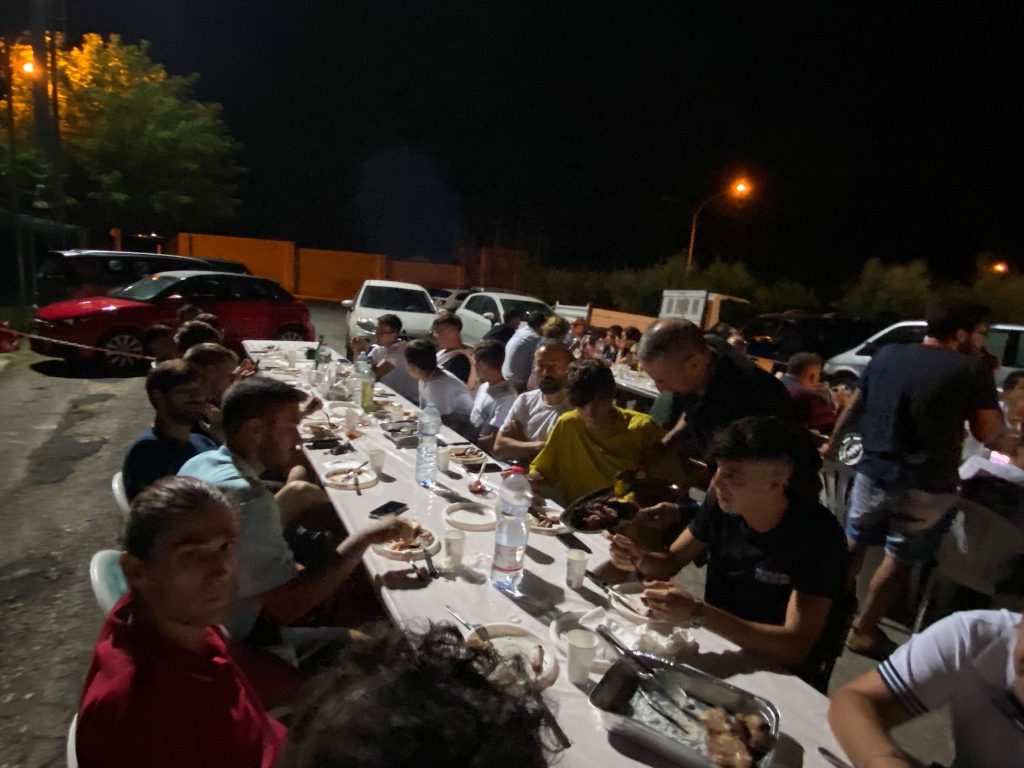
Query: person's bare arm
[
  {"left": 475, "top": 429, "right": 498, "bottom": 453},
  {"left": 493, "top": 419, "right": 545, "bottom": 461},
  {"left": 969, "top": 407, "right": 1005, "bottom": 445},
  {"left": 257, "top": 518, "right": 410, "bottom": 625},
  {"left": 371, "top": 359, "right": 395, "bottom": 380},
  {"left": 828, "top": 670, "right": 919, "bottom": 768},
  {"left": 608, "top": 527, "right": 707, "bottom": 580}
]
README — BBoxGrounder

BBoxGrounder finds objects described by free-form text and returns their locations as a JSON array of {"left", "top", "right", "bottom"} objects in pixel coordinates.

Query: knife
[
  {"left": 445, "top": 605, "right": 489, "bottom": 641},
  {"left": 538, "top": 700, "right": 573, "bottom": 749},
  {"left": 419, "top": 539, "right": 439, "bottom": 579}
]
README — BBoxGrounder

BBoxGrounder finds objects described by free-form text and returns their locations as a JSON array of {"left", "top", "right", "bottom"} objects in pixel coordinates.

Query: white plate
[
  {"left": 467, "top": 624, "right": 559, "bottom": 689},
  {"left": 528, "top": 506, "right": 570, "bottom": 535},
  {"left": 371, "top": 524, "right": 441, "bottom": 561},
  {"left": 548, "top": 609, "right": 695, "bottom": 670},
  {"left": 323, "top": 462, "right": 379, "bottom": 491},
  {"left": 326, "top": 400, "right": 359, "bottom": 415},
  {"left": 444, "top": 502, "right": 497, "bottom": 531},
  {"left": 607, "top": 582, "right": 651, "bottom": 622},
  {"left": 300, "top": 422, "right": 339, "bottom": 439},
  {"left": 449, "top": 447, "right": 487, "bottom": 465}
]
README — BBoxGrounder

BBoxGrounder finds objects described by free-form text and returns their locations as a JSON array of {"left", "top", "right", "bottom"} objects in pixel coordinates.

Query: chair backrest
[
  {"left": 937, "top": 500, "right": 1024, "bottom": 596},
  {"left": 67, "top": 712, "right": 78, "bottom": 768},
  {"left": 111, "top": 472, "right": 130, "bottom": 519},
  {"left": 89, "top": 550, "right": 128, "bottom": 615}
]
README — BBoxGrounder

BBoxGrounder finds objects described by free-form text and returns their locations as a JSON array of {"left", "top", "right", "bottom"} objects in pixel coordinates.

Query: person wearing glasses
[{"left": 829, "top": 609, "right": 1024, "bottom": 767}]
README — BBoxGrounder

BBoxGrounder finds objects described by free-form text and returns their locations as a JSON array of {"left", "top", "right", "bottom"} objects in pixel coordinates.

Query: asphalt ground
[{"left": 0, "top": 302, "right": 952, "bottom": 767}]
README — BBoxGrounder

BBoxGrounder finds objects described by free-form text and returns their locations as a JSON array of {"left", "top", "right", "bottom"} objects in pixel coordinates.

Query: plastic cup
[
  {"left": 444, "top": 529, "right": 466, "bottom": 568},
  {"left": 367, "top": 448, "right": 385, "bottom": 474},
  {"left": 286, "top": 349, "right": 297, "bottom": 368},
  {"left": 565, "top": 549, "right": 588, "bottom": 588},
  {"left": 344, "top": 408, "right": 359, "bottom": 430},
  {"left": 566, "top": 629, "right": 599, "bottom": 684},
  {"left": 436, "top": 446, "right": 451, "bottom": 473}
]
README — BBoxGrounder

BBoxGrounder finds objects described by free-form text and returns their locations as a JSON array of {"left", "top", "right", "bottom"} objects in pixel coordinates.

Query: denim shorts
[{"left": 845, "top": 472, "right": 957, "bottom": 562}]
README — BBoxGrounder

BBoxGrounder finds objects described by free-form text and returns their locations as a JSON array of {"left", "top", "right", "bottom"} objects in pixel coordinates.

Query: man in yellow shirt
[{"left": 530, "top": 359, "right": 667, "bottom": 505}]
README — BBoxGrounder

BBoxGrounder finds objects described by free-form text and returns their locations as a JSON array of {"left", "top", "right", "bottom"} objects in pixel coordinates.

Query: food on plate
[
  {"left": 345, "top": 428, "right": 362, "bottom": 440},
  {"left": 527, "top": 505, "right": 557, "bottom": 529},
  {"left": 452, "top": 446, "right": 485, "bottom": 463},
  {"left": 572, "top": 497, "right": 639, "bottom": 531},
  {"left": 701, "top": 707, "right": 773, "bottom": 768},
  {"left": 384, "top": 523, "right": 434, "bottom": 552},
  {"left": 305, "top": 423, "right": 336, "bottom": 439},
  {"left": 468, "top": 636, "right": 547, "bottom": 681},
  {"left": 468, "top": 479, "right": 489, "bottom": 495}
]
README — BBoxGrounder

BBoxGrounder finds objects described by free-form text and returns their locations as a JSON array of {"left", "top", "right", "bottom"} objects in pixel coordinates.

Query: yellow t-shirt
[{"left": 530, "top": 407, "right": 666, "bottom": 505}]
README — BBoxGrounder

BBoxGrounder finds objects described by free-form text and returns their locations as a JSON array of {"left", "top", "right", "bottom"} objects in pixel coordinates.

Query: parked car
[
  {"left": 741, "top": 313, "right": 881, "bottom": 374},
  {"left": 456, "top": 290, "right": 553, "bottom": 345},
  {"left": 342, "top": 280, "right": 438, "bottom": 342},
  {"left": 429, "top": 287, "right": 477, "bottom": 311},
  {"left": 33, "top": 250, "right": 250, "bottom": 306},
  {"left": 30, "top": 271, "right": 313, "bottom": 370},
  {"left": 823, "top": 320, "right": 1024, "bottom": 388}
]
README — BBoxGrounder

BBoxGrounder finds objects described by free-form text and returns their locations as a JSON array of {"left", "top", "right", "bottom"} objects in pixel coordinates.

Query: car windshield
[
  {"left": 500, "top": 298, "right": 550, "bottom": 318},
  {"left": 362, "top": 285, "right": 434, "bottom": 313},
  {"left": 110, "top": 275, "right": 180, "bottom": 301}
]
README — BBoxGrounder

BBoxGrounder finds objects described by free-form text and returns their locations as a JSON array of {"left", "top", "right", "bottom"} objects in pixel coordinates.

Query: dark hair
[
  {"left": 526, "top": 311, "right": 547, "bottom": 330},
  {"left": 184, "top": 342, "right": 238, "bottom": 368},
  {"left": 377, "top": 313, "right": 402, "bottom": 334},
  {"left": 1004, "top": 370, "right": 1024, "bottom": 392},
  {"left": 623, "top": 326, "right": 642, "bottom": 343},
  {"left": 221, "top": 377, "right": 305, "bottom": 436},
  {"left": 195, "top": 312, "right": 222, "bottom": 331},
  {"left": 709, "top": 416, "right": 823, "bottom": 506},
  {"left": 607, "top": 325, "right": 623, "bottom": 336},
  {"left": 432, "top": 313, "right": 463, "bottom": 332},
  {"left": 473, "top": 339, "right": 505, "bottom": 369},
  {"left": 142, "top": 324, "right": 175, "bottom": 348},
  {"left": 504, "top": 307, "right": 525, "bottom": 324},
  {"left": 176, "top": 304, "right": 201, "bottom": 323},
  {"left": 123, "top": 476, "right": 230, "bottom": 560},
  {"left": 175, "top": 320, "right": 222, "bottom": 353},
  {"left": 786, "top": 352, "right": 823, "bottom": 376},
  {"left": 925, "top": 305, "right": 976, "bottom": 342},
  {"left": 404, "top": 338, "right": 438, "bottom": 374},
  {"left": 637, "top": 319, "right": 707, "bottom": 365},
  {"left": 145, "top": 359, "right": 199, "bottom": 408},
  {"left": 283, "top": 623, "right": 554, "bottom": 768},
  {"left": 567, "top": 358, "right": 616, "bottom": 407}
]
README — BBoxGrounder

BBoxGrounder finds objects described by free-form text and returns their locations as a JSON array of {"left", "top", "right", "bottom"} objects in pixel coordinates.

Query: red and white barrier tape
[{"left": 1, "top": 328, "right": 155, "bottom": 361}]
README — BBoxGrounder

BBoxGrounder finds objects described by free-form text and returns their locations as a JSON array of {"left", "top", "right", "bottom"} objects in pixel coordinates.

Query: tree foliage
[
  {"left": 837, "top": 258, "right": 934, "bottom": 321},
  {"left": 1, "top": 34, "right": 242, "bottom": 232}
]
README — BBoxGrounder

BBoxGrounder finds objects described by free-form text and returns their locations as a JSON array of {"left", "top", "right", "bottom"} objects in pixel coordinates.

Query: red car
[{"left": 30, "top": 271, "right": 315, "bottom": 370}]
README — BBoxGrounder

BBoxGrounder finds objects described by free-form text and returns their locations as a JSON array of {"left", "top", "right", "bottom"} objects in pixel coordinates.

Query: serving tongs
[{"left": 596, "top": 624, "right": 703, "bottom": 731}]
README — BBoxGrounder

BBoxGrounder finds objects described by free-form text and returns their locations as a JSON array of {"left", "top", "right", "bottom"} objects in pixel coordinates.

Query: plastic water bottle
[
  {"left": 490, "top": 469, "right": 532, "bottom": 594},
  {"left": 355, "top": 352, "right": 374, "bottom": 411},
  {"left": 415, "top": 402, "right": 441, "bottom": 487}
]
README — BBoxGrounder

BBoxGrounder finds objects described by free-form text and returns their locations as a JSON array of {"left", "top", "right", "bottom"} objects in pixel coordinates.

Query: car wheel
[
  {"left": 276, "top": 325, "right": 308, "bottom": 341},
  {"left": 101, "top": 331, "right": 146, "bottom": 372}
]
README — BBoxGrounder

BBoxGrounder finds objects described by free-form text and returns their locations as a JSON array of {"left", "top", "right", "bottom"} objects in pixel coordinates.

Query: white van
[
  {"left": 823, "top": 320, "right": 1024, "bottom": 388},
  {"left": 342, "top": 280, "right": 437, "bottom": 342}
]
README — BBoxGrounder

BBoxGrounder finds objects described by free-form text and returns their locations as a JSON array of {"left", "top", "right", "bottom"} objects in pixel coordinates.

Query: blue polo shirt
[
  {"left": 178, "top": 446, "right": 296, "bottom": 639},
  {"left": 123, "top": 428, "right": 217, "bottom": 500}
]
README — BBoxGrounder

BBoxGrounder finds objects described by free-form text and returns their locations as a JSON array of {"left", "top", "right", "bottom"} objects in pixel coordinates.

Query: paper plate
[
  {"left": 323, "top": 462, "right": 379, "bottom": 491},
  {"left": 444, "top": 501, "right": 497, "bottom": 531},
  {"left": 466, "top": 624, "right": 559, "bottom": 689},
  {"left": 371, "top": 525, "right": 441, "bottom": 561},
  {"left": 326, "top": 400, "right": 359, "bottom": 415},
  {"left": 528, "top": 506, "right": 570, "bottom": 535},
  {"left": 548, "top": 609, "right": 635, "bottom": 672},
  {"left": 607, "top": 582, "right": 651, "bottom": 622},
  {"left": 449, "top": 446, "right": 488, "bottom": 465}
]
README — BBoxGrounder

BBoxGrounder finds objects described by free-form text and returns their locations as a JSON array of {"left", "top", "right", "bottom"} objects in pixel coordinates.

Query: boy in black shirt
[{"left": 610, "top": 416, "right": 849, "bottom": 689}]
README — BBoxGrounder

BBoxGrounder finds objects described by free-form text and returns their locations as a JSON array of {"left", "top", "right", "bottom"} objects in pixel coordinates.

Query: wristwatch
[{"left": 689, "top": 599, "right": 705, "bottom": 630}]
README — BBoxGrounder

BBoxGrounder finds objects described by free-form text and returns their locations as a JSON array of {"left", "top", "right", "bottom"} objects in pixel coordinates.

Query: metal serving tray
[{"left": 589, "top": 653, "right": 780, "bottom": 767}]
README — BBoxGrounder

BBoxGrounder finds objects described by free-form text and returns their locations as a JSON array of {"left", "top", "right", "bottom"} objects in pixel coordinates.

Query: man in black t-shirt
[
  {"left": 824, "top": 306, "right": 1004, "bottom": 658},
  {"left": 610, "top": 417, "right": 850, "bottom": 690},
  {"left": 432, "top": 313, "right": 473, "bottom": 385}
]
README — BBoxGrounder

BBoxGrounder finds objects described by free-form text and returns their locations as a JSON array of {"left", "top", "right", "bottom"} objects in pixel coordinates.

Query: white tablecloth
[
  {"left": 614, "top": 369, "right": 660, "bottom": 401},
  {"left": 245, "top": 342, "right": 849, "bottom": 768}
]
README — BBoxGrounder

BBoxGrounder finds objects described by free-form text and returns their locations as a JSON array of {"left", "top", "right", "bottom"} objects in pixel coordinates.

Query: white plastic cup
[
  {"left": 367, "top": 448, "right": 385, "bottom": 474},
  {"left": 566, "top": 629, "right": 599, "bottom": 684},
  {"left": 344, "top": 408, "right": 359, "bottom": 430},
  {"left": 444, "top": 528, "right": 466, "bottom": 568},
  {"left": 436, "top": 446, "right": 451, "bottom": 473},
  {"left": 565, "top": 549, "right": 588, "bottom": 588},
  {"left": 286, "top": 349, "right": 297, "bottom": 368}
]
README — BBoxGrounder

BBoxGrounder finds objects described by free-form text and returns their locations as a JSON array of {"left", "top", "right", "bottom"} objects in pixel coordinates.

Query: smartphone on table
[{"left": 369, "top": 500, "right": 409, "bottom": 519}]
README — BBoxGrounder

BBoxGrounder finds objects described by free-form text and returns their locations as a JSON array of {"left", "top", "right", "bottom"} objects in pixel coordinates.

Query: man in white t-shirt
[
  {"left": 469, "top": 340, "right": 517, "bottom": 450},
  {"left": 494, "top": 343, "right": 572, "bottom": 463},
  {"left": 829, "top": 609, "right": 1024, "bottom": 768},
  {"left": 432, "top": 312, "right": 474, "bottom": 386},
  {"left": 502, "top": 311, "right": 546, "bottom": 392},
  {"left": 349, "top": 314, "right": 419, "bottom": 403},
  {"left": 405, "top": 338, "right": 474, "bottom": 436}
]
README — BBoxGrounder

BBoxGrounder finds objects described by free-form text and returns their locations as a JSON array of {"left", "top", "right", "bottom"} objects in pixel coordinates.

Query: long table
[{"left": 247, "top": 343, "right": 849, "bottom": 768}]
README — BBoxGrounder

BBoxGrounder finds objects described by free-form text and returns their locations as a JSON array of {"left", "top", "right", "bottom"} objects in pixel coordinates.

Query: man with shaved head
[{"left": 494, "top": 342, "right": 573, "bottom": 463}]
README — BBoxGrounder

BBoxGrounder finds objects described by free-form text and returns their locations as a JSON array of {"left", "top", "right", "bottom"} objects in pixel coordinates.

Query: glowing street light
[
  {"left": 21, "top": 60, "right": 34, "bottom": 74},
  {"left": 685, "top": 177, "right": 755, "bottom": 273},
  {"left": 992, "top": 262, "right": 1009, "bottom": 274}
]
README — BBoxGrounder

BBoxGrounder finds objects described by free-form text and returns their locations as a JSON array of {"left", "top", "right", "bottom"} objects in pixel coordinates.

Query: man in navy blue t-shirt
[
  {"left": 123, "top": 361, "right": 217, "bottom": 499},
  {"left": 824, "top": 306, "right": 1003, "bottom": 657}
]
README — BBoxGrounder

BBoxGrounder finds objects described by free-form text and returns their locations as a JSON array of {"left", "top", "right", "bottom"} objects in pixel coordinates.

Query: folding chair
[
  {"left": 89, "top": 550, "right": 128, "bottom": 615},
  {"left": 111, "top": 472, "right": 130, "bottom": 520}
]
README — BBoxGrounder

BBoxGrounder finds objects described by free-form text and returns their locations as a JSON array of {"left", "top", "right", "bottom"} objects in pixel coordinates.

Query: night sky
[{"left": 43, "top": 2, "right": 1024, "bottom": 291}]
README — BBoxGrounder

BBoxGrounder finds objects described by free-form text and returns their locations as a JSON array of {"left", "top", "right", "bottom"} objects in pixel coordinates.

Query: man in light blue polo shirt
[{"left": 180, "top": 377, "right": 408, "bottom": 642}]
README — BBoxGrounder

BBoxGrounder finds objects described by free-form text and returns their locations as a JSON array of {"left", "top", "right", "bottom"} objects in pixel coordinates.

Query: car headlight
[
  {"left": 355, "top": 317, "right": 376, "bottom": 333},
  {"left": 60, "top": 317, "right": 89, "bottom": 326}
]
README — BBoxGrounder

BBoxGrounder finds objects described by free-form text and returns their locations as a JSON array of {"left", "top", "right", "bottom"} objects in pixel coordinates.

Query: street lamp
[
  {"left": 991, "top": 261, "right": 1009, "bottom": 274},
  {"left": 21, "top": 60, "right": 34, "bottom": 74},
  {"left": 685, "top": 177, "right": 753, "bottom": 274}
]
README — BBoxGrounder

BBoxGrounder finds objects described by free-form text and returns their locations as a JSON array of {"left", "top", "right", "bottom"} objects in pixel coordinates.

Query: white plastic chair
[
  {"left": 67, "top": 713, "right": 78, "bottom": 768},
  {"left": 913, "top": 500, "right": 1024, "bottom": 632},
  {"left": 111, "top": 472, "right": 130, "bottom": 520},
  {"left": 89, "top": 550, "right": 128, "bottom": 615}
]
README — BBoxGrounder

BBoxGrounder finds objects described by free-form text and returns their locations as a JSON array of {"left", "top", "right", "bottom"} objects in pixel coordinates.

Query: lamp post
[
  {"left": 685, "top": 178, "right": 753, "bottom": 274},
  {"left": 2, "top": 33, "right": 32, "bottom": 320}
]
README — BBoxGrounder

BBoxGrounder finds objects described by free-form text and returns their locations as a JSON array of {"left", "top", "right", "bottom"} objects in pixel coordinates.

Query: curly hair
[{"left": 283, "top": 623, "right": 556, "bottom": 768}]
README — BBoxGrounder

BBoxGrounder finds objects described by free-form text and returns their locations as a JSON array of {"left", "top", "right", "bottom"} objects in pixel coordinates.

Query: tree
[
  {"left": 838, "top": 258, "right": 934, "bottom": 321},
  {"left": 2, "top": 33, "right": 242, "bottom": 233}
]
